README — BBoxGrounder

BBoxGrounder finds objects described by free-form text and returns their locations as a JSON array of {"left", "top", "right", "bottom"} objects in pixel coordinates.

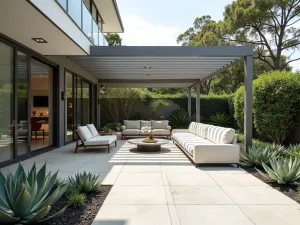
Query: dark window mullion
[
  {"left": 27, "top": 56, "right": 31, "bottom": 153},
  {"left": 13, "top": 48, "right": 17, "bottom": 159}
]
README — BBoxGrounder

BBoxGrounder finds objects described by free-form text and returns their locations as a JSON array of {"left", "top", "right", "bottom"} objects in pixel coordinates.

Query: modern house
[
  {"left": 0, "top": 0, "right": 124, "bottom": 166},
  {"left": 0, "top": 0, "right": 254, "bottom": 168}
]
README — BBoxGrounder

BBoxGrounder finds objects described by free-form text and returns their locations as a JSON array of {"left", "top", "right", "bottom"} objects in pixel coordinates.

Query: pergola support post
[
  {"left": 244, "top": 55, "right": 253, "bottom": 151},
  {"left": 187, "top": 87, "right": 192, "bottom": 122},
  {"left": 195, "top": 80, "right": 201, "bottom": 122}
]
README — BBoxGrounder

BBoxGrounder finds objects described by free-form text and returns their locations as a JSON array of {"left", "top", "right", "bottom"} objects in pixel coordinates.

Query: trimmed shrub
[
  {"left": 233, "top": 86, "right": 244, "bottom": 131},
  {"left": 252, "top": 71, "right": 300, "bottom": 144}
]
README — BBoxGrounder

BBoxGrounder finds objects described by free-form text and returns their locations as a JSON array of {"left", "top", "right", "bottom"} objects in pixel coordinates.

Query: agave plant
[
  {"left": 285, "top": 144, "right": 300, "bottom": 158},
  {"left": 68, "top": 172, "right": 101, "bottom": 194},
  {"left": 240, "top": 144, "right": 284, "bottom": 167},
  {"left": 210, "top": 112, "right": 230, "bottom": 127},
  {"left": 0, "top": 163, "right": 68, "bottom": 224},
  {"left": 257, "top": 157, "right": 300, "bottom": 184},
  {"left": 169, "top": 108, "right": 189, "bottom": 129}
]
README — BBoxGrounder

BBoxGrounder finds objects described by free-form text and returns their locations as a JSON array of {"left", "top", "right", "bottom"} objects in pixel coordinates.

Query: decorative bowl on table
[{"left": 142, "top": 137, "right": 157, "bottom": 143}]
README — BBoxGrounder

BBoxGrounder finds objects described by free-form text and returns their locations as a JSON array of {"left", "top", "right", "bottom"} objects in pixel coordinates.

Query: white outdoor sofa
[
  {"left": 172, "top": 122, "right": 239, "bottom": 166},
  {"left": 121, "top": 120, "right": 171, "bottom": 139},
  {"left": 75, "top": 124, "right": 117, "bottom": 153}
]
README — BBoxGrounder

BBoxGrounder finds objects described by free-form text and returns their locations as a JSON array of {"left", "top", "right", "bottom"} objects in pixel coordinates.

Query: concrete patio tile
[
  {"left": 170, "top": 186, "right": 234, "bottom": 205},
  {"left": 166, "top": 173, "right": 216, "bottom": 186},
  {"left": 168, "top": 205, "right": 181, "bottom": 225},
  {"left": 209, "top": 173, "right": 268, "bottom": 186},
  {"left": 100, "top": 173, "right": 120, "bottom": 185},
  {"left": 93, "top": 205, "right": 171, "bottom": 225},
  {"left": 199, "top": 166, "right": 247, "bottom": 174},
  {"left": 121, "top": 163, "right": 161, "bottom": 173},
  {"left": 239, "top": 205, "right": 300, "bottom": 225},
  {"left": 115, "top": 173, "right": 163, "bottom": 186},
  {"left": 160, "top": 164, "right": 202, "bottom": 173},
  {"left": 176, "top": 205, "right": 254, "bottom": 225},
  {"left": 77, "top": 162, "right": 125, "bottom": 173},
  {"left": 222, "top": 186, "right": 298, "bottom": 204},
  {"left": 164, "top": 186, "right": 175, "bottom": 204},
  {"left": 104, "top": 186, "right": 167, "bottom": 205}
]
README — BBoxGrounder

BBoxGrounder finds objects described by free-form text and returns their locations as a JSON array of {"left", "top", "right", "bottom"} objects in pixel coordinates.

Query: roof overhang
[
  {"left": 68, "top": 46, "right": 253, "bottom": 88},
  {"left": 94, "top": 0, "right": 124, "bottom": 33}
]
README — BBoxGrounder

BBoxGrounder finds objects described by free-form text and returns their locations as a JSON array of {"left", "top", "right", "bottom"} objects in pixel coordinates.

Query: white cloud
[{"left": 120, "top": 15, "right": 182, "bottom": 46}]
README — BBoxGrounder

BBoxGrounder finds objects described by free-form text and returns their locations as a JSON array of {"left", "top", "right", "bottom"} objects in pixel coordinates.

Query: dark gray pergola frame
[{"left": 70, "top": 46, "right": 254, "bottom": 149}]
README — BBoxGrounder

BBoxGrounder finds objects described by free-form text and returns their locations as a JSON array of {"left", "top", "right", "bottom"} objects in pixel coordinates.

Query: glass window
[
  {"left": 92, "top": 19, "right": 99, "bottom": 45},
  {"left": 66, "top": 71, "right": 74, "bottom": 142},
  {"left": 76, "top": 77, "right": 82, "bottom": 127},
  {"left": 16, "top": 52, "right": 29, "bottom": 156},
  {"left": 82, "top": 81, "right": 90, "bottom": 125},
  {"left": 98, "top": 14, "right": 102, "bottom": 29},
  {"left": 57, "top": 0, "right": 67, "bottom": 10},
  {"left": 83, "top": 0, "right": 91, "bottom": 12},
  {"left": 82, "top": 3, "right": 93, "bottom": 40},
  {"left": 0, "top": 42, "right": 14, "bottom": 162},
  {"left": 68, "top": 0, "right": 82, "bottom": 27},
  {"left": 92, "top": 3, "right": 97, "bottom": 21}
]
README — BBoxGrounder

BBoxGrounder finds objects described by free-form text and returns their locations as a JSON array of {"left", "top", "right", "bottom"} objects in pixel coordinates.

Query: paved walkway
[{"left": 1, "top": 140, "right": 300, "bottom": 225}]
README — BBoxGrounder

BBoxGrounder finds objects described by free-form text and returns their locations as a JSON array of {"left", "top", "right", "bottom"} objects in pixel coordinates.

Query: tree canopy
[{"left": 105, "top": 33, "right": 122, "bottom": 46}]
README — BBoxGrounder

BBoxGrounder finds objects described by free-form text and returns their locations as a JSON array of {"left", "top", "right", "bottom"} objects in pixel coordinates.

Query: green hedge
[{"left": 234, "top": 71, "right": 300, "bottom": 144}]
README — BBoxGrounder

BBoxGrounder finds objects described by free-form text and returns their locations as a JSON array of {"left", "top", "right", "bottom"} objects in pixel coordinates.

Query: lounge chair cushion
[
  {"left": 84, "top": 135, "right": 117, "bottom": 146},
  {"left": 87, "top": 124, "right": 99, "bottom": 137},
  {"left": 122, "top": 129, "right": 140, "bottom": 135},
  {"left": 206, "top": 125, "right": 235, "bottom": 144},
  {"left": 124, "top": 120, "right": 140, "bottom": 129},
  {"left": 152, "top": 129, "right": 170, "bottom": 135},
  {"left": 78, "top": 126, "right": 93, "bottom": 141},
  {"left": 151, "top": 120, "right": 169, "bottom": 129},
  {"left": 141, "top": 120, "right": 151, "bottom": 128}
]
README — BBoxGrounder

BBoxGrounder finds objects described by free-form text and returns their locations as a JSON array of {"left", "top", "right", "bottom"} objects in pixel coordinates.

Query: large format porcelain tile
[
  {"left": 176, "top": 205, "right": 254, "bottom": 225},
  {"left": 166, "top": 173, "right": 216, "bottom": 186},
  {"left": 104, "top": 186, "right": 167, "bottom": 205},
  {"left": 93, "top": 205, "right": 171, "bottom": 225},
  {"left": 209, "top": 173, "right": 268, "bottom": 186},
  {"left": 170, "top": 186, "right": 234, "bottom": 205},
  {"left": 222, "top": 186, "right": 298, "bottom": 205},
  {"left": 115, "top": 173, "right": 163, "bottom": 185},
  {"left": 239, "top": 205, "right": 300, "bottom": 225}
]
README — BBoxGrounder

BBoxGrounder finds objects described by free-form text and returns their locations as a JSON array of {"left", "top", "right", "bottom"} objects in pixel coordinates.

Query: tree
[
  {"left": 223, "top": 0, "right": 300, "bottom": 70},
  {"left": 105, "top": 33, "right": 122, "bottom": 46}
]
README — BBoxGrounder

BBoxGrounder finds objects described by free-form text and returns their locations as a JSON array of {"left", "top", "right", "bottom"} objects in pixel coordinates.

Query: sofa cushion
[
  {"left": 152, "top": 129, "right": 170, "bottom": 135},
  {"left": 151, "top": 120, "right": 168, "bottom": 129},
  {"left": 124, "top": 120, "right": 140, "bottom": 129},
  {"left": 141, "top": 120, "right": 151, "bottom": 128},
  {"left": 188, "top": 122, "right": 198, "bottom": 135},
  {"left": 77, "top": 126, "right": 93, "bottom": 141},
  {"left": 87, "top": 124, "right": 99, "bottom": 137},
  {"left": 188, "top": 122, "right": 209, "bottom": 138},
  {"left": 122, "top": 129, "right": 140, "bottom": 135},
  {"left": 206, "top": 125, "right": 235, "bottom": 144},
  {"left": 84, "top": 135, "right": 117, "bottom": 146}
]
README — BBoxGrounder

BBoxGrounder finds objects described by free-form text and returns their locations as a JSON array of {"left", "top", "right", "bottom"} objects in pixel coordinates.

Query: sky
[{"left": 116, "top": 0, "right": 300, "bottom": 71}]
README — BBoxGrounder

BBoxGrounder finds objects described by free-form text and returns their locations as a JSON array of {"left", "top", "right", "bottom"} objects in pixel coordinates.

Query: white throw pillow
[
  {"left": 124, "top": 120, "right": 141, "bottom": 129},
  {"left": 151, "top": 120, "right": 169, "bottom": 129},
  {"left": 77, "top": 126, "right": 93, "bottom": 141},
  {"left": 207, "top": 125, "right": 235, "bottom": 144},
  {"left": 87, "top": 124, "right": 99, "bottom": 137}
]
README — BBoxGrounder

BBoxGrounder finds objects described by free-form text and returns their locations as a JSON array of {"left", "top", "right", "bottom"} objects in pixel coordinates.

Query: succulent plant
[
  {"left": 257, "top": 157, "right": 300, "bottom": 184},
  {"left": 68, "top": 172, "right": 101, "bottom": 194},
  {"left": 0, "top": 163, "right": 68, "bottom": 224},
  {"left": 67, "top": 191, "right": 86, "bottom": 208},
  {"left": 210, "top": 112, "right": 231, "bottom": 127},
  {"left": 240, "top": 144, "right": 284, "bottom": 166},
  {"left": 285, "top": 144, "right": 300, "bottom": 158}
]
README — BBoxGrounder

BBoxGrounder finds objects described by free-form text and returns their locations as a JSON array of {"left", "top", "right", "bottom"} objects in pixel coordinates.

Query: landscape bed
[
  {"left": 241, "top": 165, "right": 299, "bottom": 204},
  {"left": 44, "top": 185, "right": 112, "bottom": 225}
]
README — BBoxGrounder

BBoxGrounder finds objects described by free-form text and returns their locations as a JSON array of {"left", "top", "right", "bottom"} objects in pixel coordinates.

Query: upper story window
[{"left": 55, "top": 0, "right": 107, "bottom": 46}]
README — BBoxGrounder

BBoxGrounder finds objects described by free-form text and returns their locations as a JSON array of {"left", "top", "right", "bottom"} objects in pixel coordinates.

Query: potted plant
[{"left": 142, "top": 126, "right": 155, "bottom": 142}]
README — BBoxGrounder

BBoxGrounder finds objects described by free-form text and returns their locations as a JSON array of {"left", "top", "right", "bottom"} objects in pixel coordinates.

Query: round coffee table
[{"left": 127, "top": 138, "right": 169, "bottom": 152}]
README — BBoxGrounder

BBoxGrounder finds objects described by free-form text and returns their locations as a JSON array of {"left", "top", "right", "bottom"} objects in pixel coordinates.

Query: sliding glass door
[
  {"left": 65, "top": 72, "right": 92, "bottom": 142},
  {"left": 0, "top": 42, "right": 14, "bottom": 162}
]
